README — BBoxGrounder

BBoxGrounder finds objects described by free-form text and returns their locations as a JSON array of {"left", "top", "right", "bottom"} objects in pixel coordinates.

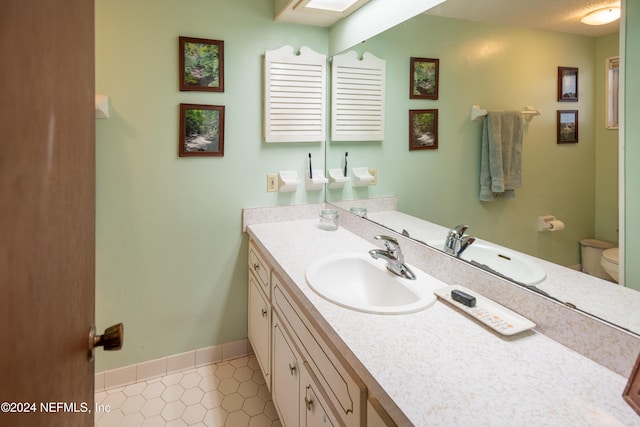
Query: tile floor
[{"left": 94, "top": 355, "right": 281, "bottom": 427}]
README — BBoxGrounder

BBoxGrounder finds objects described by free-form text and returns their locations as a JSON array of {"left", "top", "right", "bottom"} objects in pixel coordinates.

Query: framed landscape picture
[
  {"left": 179, "top": 104, "right": 225, "bottom": 157},
  {"left": 179, "top": 37, "right": 224, "bottom": 92},
  {"left": 410, "top": 57, "right": 439, "bottom": 100},
  {"left": 557, "top": 110, "right": 578, "bottom": 144},
  {"left": 409, "top": 109, "right": 438, "bottom": 150},
  {"left": 558, "top": 66, "right": 578, "bottom": 102}
]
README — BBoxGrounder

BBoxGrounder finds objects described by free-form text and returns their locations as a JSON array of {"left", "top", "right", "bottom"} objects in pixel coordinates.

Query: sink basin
[
  {"left": 305, "top": 253, "right": 441, "bottom": 314},
  {"left": 429, "top": 241, "right": 546, "bottom": 285}
]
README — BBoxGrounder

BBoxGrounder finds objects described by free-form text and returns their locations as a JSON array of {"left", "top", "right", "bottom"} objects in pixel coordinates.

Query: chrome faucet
[
  {"left": 444, "top": 224, "right": 476, "bottom": 256},
  {"left": 369, "top": 235, "right": 416, "bottom": 280}
]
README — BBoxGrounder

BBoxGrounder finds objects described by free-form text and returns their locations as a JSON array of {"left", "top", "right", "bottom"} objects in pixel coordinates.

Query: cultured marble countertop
[
  {"left": 247, "top": 219, "right": 640, "bottom": 427},
  {"left": 366, "top": 210, "right": 640, "bottom": 335}
]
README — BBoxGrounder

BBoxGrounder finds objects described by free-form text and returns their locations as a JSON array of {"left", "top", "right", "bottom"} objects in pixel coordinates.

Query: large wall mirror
[{"left": 323, "top": 2, "right": 640, "bottom": 335}]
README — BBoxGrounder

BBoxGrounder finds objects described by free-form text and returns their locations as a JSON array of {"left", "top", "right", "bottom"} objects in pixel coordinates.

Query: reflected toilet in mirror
[{"left": 601, "top": 247, "right": 620, "bottom": 283}]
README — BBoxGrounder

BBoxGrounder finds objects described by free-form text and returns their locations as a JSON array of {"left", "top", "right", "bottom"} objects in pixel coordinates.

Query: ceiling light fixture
[
  {"left": 303, "top": 0, "right": 360, "bottom": 13},
  {"left": 581, "top": 6, "right": 621, "bottom": 26}
]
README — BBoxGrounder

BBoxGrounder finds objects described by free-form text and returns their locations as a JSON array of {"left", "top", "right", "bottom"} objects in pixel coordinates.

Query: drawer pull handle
[
  {"left": 252, "top": 263, "right": 260, "bottom": 271},
  {"left": 304, "top": 396, "right": 313, "bottom": 411},
  {"left": 261, "top": 308, "right": 267, "bottom": 317},
  {"left": 289, "top": 363, "right": 297, "bottom": 375}
]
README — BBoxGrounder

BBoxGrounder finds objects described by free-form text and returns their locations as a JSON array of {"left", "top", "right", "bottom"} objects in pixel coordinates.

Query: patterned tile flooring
[{"left": 94, "top": 355, "right": 281, "bottom": 427}]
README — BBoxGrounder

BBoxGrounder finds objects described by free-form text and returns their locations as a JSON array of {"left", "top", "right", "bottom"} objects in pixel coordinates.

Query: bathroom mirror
[{"left": 324, "top": 2, "right": 640, "bottom": 335}]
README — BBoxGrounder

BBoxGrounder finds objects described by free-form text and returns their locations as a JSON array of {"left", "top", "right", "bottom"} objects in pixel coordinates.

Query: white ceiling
[{"left": 425, "top": 0, "right": 621, "bottom": 37}]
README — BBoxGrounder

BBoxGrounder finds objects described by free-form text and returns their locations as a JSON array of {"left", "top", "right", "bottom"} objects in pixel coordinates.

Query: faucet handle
[
  {"left": 374, "top": 235, "right": 399, "bottom": 250},
  {"left": 452, "top": 224, "right": 469, "bottom": 236}
]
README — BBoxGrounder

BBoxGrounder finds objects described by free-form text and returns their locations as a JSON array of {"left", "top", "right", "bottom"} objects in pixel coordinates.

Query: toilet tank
[{"left": 580, "top": 239, "right": 616, "bottom": 280}]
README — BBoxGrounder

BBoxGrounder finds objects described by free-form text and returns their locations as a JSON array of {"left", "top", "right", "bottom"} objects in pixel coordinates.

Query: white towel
[{"left": 479, "top": 111, "right": 524, "bottom": 201}]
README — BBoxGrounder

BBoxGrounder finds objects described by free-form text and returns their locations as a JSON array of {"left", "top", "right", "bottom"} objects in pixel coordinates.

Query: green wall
[
  {"left": 96, "top": 1, "right": 631, "bottom": 372},
  {"left": 95, "top": 0, "right": 328, "bottom": 371},
  {"left": 624, "top": 0, "right": 640, "bottom": 291},
  {"left": 328, "top": 15, "right": 618, "bottom": 268}
]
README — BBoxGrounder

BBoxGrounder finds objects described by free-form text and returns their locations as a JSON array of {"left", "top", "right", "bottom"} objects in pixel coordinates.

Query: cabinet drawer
[
  {"left": 249, "top": 241, "right": 270, "bottom": 297},
  {"left": 273, "top": 278, "right": 364, "bottom": 427}
]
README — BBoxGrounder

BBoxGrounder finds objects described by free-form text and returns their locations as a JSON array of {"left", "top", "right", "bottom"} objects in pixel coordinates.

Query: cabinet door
[
  {"left": 273, "top": 315, "right": 301, "bottom": 427},
  {"left": 248, "top": 274, "right": 270, "bottom": 388},
  {"left": 301, "top": 362, "right": 340, "bottom": 427}
]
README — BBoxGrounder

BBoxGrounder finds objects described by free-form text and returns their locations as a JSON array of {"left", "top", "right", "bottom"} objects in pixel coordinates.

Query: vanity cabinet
[{"left": 248, "top": 239, "right": 380, "bottom": 427}]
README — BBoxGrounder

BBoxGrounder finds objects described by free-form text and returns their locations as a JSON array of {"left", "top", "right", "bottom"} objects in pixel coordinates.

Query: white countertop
[
  {"left": 247, "top": 219, "right": 640, "bottom": 427},
  {"left": 367, "top": 210, "right": 640, "bottom": 335}
]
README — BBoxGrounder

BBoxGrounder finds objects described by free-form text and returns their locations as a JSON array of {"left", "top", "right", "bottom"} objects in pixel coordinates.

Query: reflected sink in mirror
[
  {"left": 305, "top": 253, "right": 443, "bottom": 314},
  {"left": 430, "top": 240, "right": 546, "bottom": 285}
]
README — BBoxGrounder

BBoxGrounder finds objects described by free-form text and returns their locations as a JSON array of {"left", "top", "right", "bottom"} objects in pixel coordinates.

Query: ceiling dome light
[{"left": 581, "top": 6, "right": 621, "bottom": 25}]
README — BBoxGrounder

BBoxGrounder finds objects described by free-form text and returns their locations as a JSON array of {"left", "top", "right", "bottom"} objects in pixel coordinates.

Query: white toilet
[
  {"left": 600, "top": 247, "right": 620, "bottom": 283},
  {"left": 579, "top": 239, "right": 617, "bottom": 282}
]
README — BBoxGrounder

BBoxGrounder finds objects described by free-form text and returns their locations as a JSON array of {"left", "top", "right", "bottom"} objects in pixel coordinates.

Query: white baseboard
[{"left": 94, "top": 338, "right": 252, "bottom": 392}]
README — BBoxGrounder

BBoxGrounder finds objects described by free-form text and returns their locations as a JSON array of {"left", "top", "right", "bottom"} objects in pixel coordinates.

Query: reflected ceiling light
[
  {"left": 303, "top": 0, "right": 360, "bottom": 13},
  {"left": 581, "top": 6, "right": 621, "bottom": 25}
]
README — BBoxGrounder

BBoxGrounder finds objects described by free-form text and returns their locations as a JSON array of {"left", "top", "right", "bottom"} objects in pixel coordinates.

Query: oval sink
[
  {"left": 305, "top": 253, "right": 441, "bottom": 314},
  {"left": 430, "top": 240, "right": 546, "bottom": 285}
]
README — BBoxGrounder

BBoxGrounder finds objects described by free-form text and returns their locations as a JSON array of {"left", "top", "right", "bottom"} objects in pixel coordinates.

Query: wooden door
[{"left": 0, "top": 1, "right": 96, "bottom": 426}]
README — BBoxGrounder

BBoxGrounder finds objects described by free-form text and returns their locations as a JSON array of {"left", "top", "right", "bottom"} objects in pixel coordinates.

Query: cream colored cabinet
[
  {"left": 248, "top": 241, "right": 271, "bottom": 390},
  {"left": 272, "top": 313, "right": 301, "bottom": 427},
  {"left": 248, "top": 239, "right": 368, "bottom": 426},
  {"left": 302, "top": 361, "right": 341, "bottom": 427}
]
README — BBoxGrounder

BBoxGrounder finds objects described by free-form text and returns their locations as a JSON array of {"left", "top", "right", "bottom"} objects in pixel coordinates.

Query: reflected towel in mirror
[{"left": 479, "top": 111, "right": 524, "bottom": 201}]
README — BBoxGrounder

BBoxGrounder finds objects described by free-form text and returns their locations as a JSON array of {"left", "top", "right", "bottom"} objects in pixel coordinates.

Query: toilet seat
[
  {"left": 602, "top": 248, "right": 619, "bottom": 265},
  {"left": 600, "top": 248, "right": 619, "bottom": 283}
]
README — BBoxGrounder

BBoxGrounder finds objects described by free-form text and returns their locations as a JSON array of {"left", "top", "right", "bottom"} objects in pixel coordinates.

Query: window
[{"left": 606, "top": 56, "right": 619, "bottom": 129}]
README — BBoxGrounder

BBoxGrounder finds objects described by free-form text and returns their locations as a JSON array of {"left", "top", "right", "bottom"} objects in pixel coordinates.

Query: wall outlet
[
  {"left": 368, "top": 168, "right": 378, "bottom": 185},
  {"left": 267, "top": 173, "right": 278, "bottom": 192}
]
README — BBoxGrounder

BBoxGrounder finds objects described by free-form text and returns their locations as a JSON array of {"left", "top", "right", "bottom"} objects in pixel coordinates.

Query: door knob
[{"left": 88, "top": 323, "right": 124, "bottom": 361}]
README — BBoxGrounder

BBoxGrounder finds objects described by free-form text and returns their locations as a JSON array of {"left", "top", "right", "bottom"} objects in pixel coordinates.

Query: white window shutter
[
  {"left": 264, "top": 45, "right": 326, "bottom": 143},
  {"left": 331, "top": 51, "right": 385, "bottom": 141}
]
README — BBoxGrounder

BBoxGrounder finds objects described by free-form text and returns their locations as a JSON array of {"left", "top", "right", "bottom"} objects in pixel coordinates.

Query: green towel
[{"left": 479, "top": 111, "right": 524, "bottom": 201}]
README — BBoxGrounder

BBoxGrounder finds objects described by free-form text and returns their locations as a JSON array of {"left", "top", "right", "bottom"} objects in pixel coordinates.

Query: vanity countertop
[
  {"left": 247, "top": 219, "right": 640, "bottom": 426},
  {"left": 366, "top": 210, "right": 640, "bottom": 335}
]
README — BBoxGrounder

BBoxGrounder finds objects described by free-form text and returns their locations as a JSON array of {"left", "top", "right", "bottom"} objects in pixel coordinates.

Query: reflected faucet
[
  {"left": 369, "top": 235, "right": 416, "bottom": 280},
  {"left": 444, "top": 224, "right": 476, "bottom": 257}
]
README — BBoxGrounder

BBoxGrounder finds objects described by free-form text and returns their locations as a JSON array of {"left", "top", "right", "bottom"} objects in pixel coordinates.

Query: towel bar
[{"left": 470, "top": 105, "right": 541, "bottom": 122}]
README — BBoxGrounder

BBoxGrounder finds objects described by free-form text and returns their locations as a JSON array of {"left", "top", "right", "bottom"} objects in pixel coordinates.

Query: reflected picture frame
[
  {"left": 558, "top": 66, "right": 578, "bottom": 102},
  {"left": 410, "top": 57, "right": 439, "bottom": 100},
  {"left": 557, "top": 110, "right": 578, "bottom": 144},
  {"left": 179, "top": 36, "right": 225, "bottom": 92},
  {"left": 409, "top": 109, "right": 438, "bottom": 150},
  {"left": 179, "top": 104, "right": 225, "bottom": 157}
]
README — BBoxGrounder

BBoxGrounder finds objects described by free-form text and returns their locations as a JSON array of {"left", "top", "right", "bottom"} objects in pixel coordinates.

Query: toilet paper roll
[{"left": 547, "top": 220, "right": 565, "bottom": 231}]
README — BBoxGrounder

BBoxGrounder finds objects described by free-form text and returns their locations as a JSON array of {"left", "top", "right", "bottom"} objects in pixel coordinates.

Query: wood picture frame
[
  {"left": 558, "top": 66, "right": 578, "bottom": 102},
  {"left": 410, "top": 57, "right": 439, "bottom": 100},
  {"left": 179, "top": 36, "right": 224, "bottom": 92},
  {"left": 557, "top": 110, "right": 578, "bottom": 144},
  {"left": 623, "top": 351, "right": 640, "bottom": 415},
  {"left": 179, "top": 104, "right": 225, "bottom": 157},
  {"left": 409, "top": 109, "right": 438, "bottom": 150}
]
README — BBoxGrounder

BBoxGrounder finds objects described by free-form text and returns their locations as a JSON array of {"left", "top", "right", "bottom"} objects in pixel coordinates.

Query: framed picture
[
  {"left": 179, "top": 104, "right": 225, "bottom": 157},
  {"left": 558, "top": 66, "right": 578, "bottom": 102},
  {"left": 179, "top": 36, "right": 224, "bottom": 92},
  {"left": 410, "top": 57, "right": 439, "bottom": 100},
  {"left": 409, "top": 109, "right": 438, "bottom": 150},
  {"left": 623, "top": 351, "right": 640, "bottom": 416},
  {"left": 557, "top": 110, "right": 578, "bottom": 144}
]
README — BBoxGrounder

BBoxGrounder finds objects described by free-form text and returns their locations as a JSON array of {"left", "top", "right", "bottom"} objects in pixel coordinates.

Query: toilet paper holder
[{"left": 537, "top": 215, "right": 565, "bottom": 232}]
